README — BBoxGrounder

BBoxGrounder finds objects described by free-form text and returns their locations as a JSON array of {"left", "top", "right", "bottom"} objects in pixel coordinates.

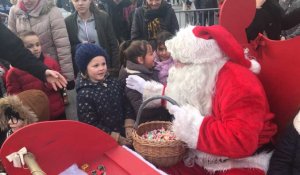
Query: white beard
[{"left": 165, "top": 60, "right": 227, "bottom": 116}]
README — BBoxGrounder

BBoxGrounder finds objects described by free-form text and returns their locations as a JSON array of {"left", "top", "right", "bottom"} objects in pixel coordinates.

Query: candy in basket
[{"left": 132, "top": 95, "right": 187, "bottom": 168}]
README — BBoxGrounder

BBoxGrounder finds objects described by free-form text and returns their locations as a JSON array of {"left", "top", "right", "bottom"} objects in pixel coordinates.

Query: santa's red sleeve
[{"left": 172, "top": 62, "right": 277, "bottom": 158}]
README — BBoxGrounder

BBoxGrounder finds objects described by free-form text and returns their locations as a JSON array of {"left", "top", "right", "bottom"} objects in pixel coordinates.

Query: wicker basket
[{"left": 132, "top": 96, "right": 187, "bottom": 168}]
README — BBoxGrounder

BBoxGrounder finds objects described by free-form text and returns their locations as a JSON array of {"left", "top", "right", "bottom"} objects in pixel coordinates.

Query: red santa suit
[{"left": 128, "top": 25, "right": 277, "bottom": 175}]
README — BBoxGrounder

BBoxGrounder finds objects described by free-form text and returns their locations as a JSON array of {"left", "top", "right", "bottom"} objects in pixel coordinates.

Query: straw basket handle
[{"left": 134, "top": 95, "right": 179, "bottom": 129}]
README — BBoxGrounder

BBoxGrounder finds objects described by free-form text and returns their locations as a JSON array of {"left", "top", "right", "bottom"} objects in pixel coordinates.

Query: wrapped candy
[{"left": 142, "top": 128, "right": 177, "bottom": 142}]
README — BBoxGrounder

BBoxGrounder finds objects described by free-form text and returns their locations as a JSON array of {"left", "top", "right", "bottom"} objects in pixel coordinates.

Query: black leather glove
[{"left": 66, "top": 80, "right": 75, "bottom": 90}]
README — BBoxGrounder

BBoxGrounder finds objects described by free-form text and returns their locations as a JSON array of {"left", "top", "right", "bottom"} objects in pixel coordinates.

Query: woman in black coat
[
  {"left": 267, "top": 110, "right": 300, "bottom": 175},
  {"left": 131, "top": 0, "right": 179, "bottom": 43},
  {"left": 246, "top": 0, "right": 300, "bottom": 41}
]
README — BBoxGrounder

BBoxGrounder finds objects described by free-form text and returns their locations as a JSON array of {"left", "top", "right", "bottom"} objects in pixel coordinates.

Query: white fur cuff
[
  {"left": 172, "top": 105, "right": 203, "bottom": 149},
  {"left": 250, "top": 59, "right": 261, "bottom": 74},
  {"left": 143, "top": 81, "right": 164, "bottom": 108},
  {"left": 293, "top": 110, "right": 300, "bottom": 134}
]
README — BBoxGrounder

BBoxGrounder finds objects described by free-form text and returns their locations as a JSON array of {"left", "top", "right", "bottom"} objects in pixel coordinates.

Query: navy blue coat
[{"left": 76, "top": 75, "right": 134, "bottom": 136}]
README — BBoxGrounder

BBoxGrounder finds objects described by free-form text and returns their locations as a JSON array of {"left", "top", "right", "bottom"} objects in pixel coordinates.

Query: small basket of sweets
[{"left": 132, "top": 95, "right": 187, "bottom": 168}]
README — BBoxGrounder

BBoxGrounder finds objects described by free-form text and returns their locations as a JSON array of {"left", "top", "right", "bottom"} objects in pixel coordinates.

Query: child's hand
[
  {"left": 124, "top": 119, "right": 135, "bottom": 139},
  {"left": 125, "top": 127, "right": 135, "bottom": 139},
  {"left": 118, "top": 136, "right": 133, "bottom": 146}
]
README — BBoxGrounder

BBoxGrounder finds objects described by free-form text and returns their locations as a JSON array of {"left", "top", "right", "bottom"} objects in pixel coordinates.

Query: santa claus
[{"left": 126, "top": 25, "right": 277, "bottom": 175}]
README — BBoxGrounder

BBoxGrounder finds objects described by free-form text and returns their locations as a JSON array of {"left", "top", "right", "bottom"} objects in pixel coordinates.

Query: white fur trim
[
  {"left": 249, "top": 59, "right": 261, "bottom": 74},
  {"left": 142, "top": 81, "right": 164, "bottom": 108},
  {"left": 171, "top": 105, "right": 203, "bottom": 149},
  {"left": 293, "top": 110, "right": 300, "bottom": 134},
  {"left": 188, "top": 149, "right": 272, "bottom": 173},
  {"left": 165, "top": 25, "right": 227, "bottom": 65},
  {"left": 125, "top": 67, "right": 141, "bottom": 74}
]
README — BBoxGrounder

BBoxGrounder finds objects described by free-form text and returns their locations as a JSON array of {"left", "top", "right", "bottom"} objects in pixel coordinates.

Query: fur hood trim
[
  {"left": 0, "top": 95, "right": 38, "bottom": 130},
  {"left": 185, "top": 149, "right": 273, "bottom": 173}
]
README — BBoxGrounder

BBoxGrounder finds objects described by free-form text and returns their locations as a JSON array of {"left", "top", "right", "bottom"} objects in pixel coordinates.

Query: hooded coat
[{"left": 0, "top": 90, "right": 49, "bottom": 146}]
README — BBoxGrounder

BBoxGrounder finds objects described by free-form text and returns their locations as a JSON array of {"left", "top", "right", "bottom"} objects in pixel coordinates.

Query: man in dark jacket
[
  {"left": 0, "top": 23, "right": 67, "bottom": 90},
  {"left": 131, "top": 0, "right": 179, "bottom": 42}
]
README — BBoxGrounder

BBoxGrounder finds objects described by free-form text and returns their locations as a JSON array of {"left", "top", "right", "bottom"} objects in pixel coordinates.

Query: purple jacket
[{"left": 154, "top": 52, "right": 174, "bottom": 84}]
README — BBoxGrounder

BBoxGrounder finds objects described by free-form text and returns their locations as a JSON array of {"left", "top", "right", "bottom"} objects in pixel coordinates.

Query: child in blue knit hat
[{"left": 75, "top": 43, "right": 135, "bottom": 146}]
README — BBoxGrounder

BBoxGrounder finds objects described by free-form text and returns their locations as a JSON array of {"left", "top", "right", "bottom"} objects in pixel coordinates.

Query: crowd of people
[
  {"left": 0, "top": 0, "right": 299, "bottom": 174},
  {"left": 0, "top": 0, "right": 180, "bottom": 150}
]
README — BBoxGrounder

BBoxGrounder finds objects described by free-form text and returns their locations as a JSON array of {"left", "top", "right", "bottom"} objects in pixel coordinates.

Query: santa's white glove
[
  {"left": 168, "top": 104, "right": 203, "bottom": 149},
  {"left": 126, "top": 75, "right": 146, "bottom": 94},
  {"left": 168, "top": 105, "right": 185, "bottom": 116}
]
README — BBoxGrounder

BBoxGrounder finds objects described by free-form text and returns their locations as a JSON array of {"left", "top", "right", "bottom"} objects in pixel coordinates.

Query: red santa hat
[{"left": 165, "top": 25, "right": 260, "bottom": 73}]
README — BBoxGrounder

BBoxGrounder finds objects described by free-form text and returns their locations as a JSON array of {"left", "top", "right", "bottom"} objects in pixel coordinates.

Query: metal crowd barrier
[{"left": 175, "top": 8, "right": 219, "bottom": 27}]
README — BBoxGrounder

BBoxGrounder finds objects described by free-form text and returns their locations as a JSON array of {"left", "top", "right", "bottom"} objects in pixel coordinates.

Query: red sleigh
[{"left": 0, "top": 121, "right": 163, "bottom": 175}]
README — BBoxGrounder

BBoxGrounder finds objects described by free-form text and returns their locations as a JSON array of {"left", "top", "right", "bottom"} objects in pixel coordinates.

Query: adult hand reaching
[{"left": 45, "top": 69, "right": 67, "bottom": 91}]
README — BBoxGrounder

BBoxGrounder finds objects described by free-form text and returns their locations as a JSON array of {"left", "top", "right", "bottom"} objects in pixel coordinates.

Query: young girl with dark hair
[{"left": 118, "top": 40, "right": 171, "bottom": 124}]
